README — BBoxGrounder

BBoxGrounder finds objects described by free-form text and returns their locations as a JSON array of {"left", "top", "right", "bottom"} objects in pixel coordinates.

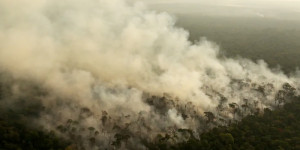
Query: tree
[
  {"left": 204, "top": 112, "right": 215, "bottom": 123},
  {"left": 219, "top": 133, "right": 234, "bottom": 144},
  {"left": 229, "top": 103, "right": 239, "bottom": 120}
]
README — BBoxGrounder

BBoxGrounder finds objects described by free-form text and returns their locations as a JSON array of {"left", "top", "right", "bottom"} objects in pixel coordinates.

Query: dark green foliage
[
  {"left": 0, "top": 78, "right": 72, "bottom": 150},
  {"left": 0, "top": 118, "right": 71, "bottom": 150},
  {"left": 166, "top": 97, "right": 300, "bottom": 150},
  {"left": 1, "top": 76, "right": 300, "bottom": 150}
]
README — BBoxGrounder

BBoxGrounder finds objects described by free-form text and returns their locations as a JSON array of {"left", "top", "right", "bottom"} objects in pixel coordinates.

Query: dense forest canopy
[{"left": 0, "top": 74, "right": 298, "bottom": 149}]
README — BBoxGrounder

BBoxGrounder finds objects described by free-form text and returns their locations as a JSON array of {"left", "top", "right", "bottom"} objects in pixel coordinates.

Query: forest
[
  {"left": 0, "top": 80, "right": 299, "bottom": 150},
  {"left": 152, "top": 95, "right": 300, "bottom": 150}
]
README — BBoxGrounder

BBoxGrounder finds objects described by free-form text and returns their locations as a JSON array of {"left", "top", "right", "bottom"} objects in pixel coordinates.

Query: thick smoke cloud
[{"left": 0, "top": 0, "right": 298, "bottom": 149}]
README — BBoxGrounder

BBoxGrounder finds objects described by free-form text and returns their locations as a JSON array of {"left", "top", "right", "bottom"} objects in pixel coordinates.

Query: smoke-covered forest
[{"left": 1, "top": 0, "right": 300, "bottom": 150}]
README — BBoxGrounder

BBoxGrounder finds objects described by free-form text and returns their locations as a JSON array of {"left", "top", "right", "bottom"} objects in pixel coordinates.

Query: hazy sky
[
  {"left": 144, "top": 0, "right": 300, "bottom": 5},
  {"left": 143, "top": 0, "right": 300, "bottom": 19}
]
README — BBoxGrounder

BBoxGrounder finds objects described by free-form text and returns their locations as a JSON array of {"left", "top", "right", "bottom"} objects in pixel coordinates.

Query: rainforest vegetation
[{"left": 0, "top": 80, "right": 299, "bottom": 150}]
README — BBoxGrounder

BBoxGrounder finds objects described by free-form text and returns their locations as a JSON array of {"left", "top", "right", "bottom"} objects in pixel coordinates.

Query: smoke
[{"left": 0, "top": 0, "right": 298, "bottom": 149}]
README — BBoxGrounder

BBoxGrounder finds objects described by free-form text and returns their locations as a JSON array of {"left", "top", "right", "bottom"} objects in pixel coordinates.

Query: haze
[
  {"left": 143, "top": 0, "right": 300, "bottom": 73},
  {"left": 144, "top": 0, "right": 300, "bottom": 19}
]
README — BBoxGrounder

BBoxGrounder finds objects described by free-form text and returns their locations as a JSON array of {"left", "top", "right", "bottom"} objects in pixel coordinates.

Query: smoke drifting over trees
[{"left": 0, "top": 0, "right": 299, "bottom": 149}]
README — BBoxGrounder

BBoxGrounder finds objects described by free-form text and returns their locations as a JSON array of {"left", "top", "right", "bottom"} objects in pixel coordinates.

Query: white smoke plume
[{"left": 0, "top": 0, "right": 298, "bottom": 149}]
